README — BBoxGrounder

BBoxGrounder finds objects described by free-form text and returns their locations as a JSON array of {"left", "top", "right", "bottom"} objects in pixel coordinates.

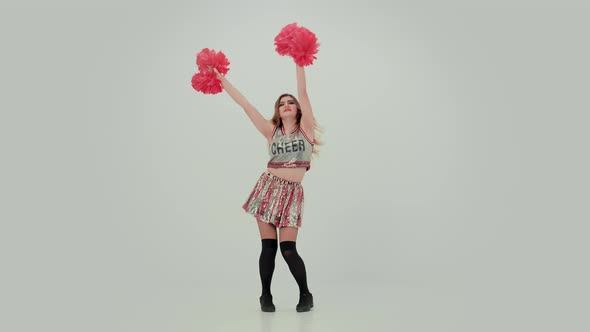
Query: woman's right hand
[{"left": 209, "top": 66, "right": 224, "bottom": 80}]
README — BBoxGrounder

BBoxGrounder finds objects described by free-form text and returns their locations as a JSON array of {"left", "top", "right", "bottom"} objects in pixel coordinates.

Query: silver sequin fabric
[
  {"left": 267, "top": 125, "right": 314, "bottom": 171},
  {"left": 242, "top": 171, "right": 305, "bottom": 228}
]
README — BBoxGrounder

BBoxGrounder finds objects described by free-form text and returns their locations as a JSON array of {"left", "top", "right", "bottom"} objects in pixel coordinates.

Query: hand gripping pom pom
[
  {"left": 191, "top": 71, "right": 223, "bottom": 95},
  {"left": 289, "top": 27, "right": 319, "bottom": 66},
  {"left": 196, "top": 48, "right": 230, "bottom": 74},
  {"left": 274, "top": 22, "right": 300, "bottom": 56}
]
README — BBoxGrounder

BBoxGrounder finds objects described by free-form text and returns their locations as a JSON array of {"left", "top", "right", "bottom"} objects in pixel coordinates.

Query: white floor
[
  {"left": 12, "top": 280, "right": 575, "bottom": 332},
  {"left": 173, "top": 282, "right": 581, "bottom": 332},
  {"left": 3, "top": 249, "right": 587, "bottom": 332}
]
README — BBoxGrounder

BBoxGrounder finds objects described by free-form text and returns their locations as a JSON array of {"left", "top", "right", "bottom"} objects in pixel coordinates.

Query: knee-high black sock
[
  {"left": 280, "top": 241, "right": 310, "bottom": 295},
  {"left": 259, "top": 239, "right": 278, "bottom": 296}
]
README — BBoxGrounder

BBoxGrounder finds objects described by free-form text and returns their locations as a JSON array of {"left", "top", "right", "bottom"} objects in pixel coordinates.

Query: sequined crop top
[{"left": 267, "top": 124, "right": 314, "bottom": 171}]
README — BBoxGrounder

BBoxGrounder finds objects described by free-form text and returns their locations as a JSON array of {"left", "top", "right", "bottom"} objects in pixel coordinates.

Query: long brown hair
[{"left": 272, "top": 93, "right": 323, "bottom": 156}]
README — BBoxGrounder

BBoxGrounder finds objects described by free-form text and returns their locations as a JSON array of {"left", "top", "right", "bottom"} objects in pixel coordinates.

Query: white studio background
[{"left": 1, "top": 0, "right": 588, "bottom": 331}]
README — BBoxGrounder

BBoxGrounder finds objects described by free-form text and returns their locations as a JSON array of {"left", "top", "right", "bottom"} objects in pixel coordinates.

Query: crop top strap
[
  {"left": 299, "top": 126, "right": 315, "bottom": 145},
  {"left": 272, "top": 124, "right": 281, "bottom": 138}
]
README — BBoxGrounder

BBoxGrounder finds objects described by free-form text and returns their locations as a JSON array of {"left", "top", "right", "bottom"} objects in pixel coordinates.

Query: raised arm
[
  {"left": 213, "top": 68, "right": 274, "bottom": 139},
  {"left": 296, "top": 65, "right": 316, "bottom": 140}
]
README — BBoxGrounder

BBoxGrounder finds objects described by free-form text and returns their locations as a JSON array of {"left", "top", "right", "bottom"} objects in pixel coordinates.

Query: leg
[
  {"left": 258, "top": 220, "right": 278, "bottom": 295},
  {"left": 278, "top": 226, "right": 298, "bottom": 242},
  {"left": 279, "top": 227, "right": 314, "bottom": 312},
  {"left": 257, "top": 219, "right": 278, "bottom": 240},
  {"left": 257, "top": 220, "right": 278, "bottom": 312}
]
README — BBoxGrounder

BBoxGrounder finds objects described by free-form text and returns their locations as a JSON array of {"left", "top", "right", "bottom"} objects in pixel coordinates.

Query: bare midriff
[{"left": 266, "top": 167, "right": 307, "bottom": 183}]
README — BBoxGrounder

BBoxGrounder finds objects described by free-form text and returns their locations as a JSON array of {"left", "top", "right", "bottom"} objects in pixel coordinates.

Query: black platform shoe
[
  {"left": 259, "top": 294, "right": 276, "bottom": 312},
  {"left": 296, "top": 293, "right": 314, "bottom": 312}
]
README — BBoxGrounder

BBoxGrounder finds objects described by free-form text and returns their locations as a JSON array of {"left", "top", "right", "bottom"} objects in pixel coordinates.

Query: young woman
[{"left": 212, "top": 64, "right": 319, "bottom": 312}]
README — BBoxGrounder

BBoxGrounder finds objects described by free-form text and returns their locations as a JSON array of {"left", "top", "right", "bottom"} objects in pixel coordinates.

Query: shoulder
[
  {"left": 300, "top": 113, "right": 315, "bottom": 142},
  {"left": 270, "top": 122, "right": 280, "bottom": 136},
  {"left": 266, "top": 121, "right": 279, "bottom": 143}
]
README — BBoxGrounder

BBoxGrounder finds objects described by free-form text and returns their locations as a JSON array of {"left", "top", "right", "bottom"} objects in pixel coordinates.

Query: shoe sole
[{"left": 296, "top": 305, "right": 312, "bottom": 312}]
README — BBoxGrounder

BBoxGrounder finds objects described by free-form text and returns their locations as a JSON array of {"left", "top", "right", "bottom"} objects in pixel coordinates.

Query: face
[{"left": 278, "top": 96, "right": 298, "bottom": 118}]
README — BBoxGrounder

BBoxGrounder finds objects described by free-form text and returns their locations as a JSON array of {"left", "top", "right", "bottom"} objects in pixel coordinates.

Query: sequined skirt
[{"left": 242, "top": 171, "right": 304, "bottom": 228}]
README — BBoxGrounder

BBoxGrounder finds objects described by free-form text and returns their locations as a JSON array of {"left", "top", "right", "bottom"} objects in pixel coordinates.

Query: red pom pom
[
  {"left": 274, "top": 22, "right": 299, "bottom": 56},
  {"left": 191, "top": 48, "right": 230, "bottom": 95},
  {"left": 196, "top": 48, "right": 230, "bottom": 75},
  {"left": 191, "top": 71, "right": 223, "bottom": 95},
  {"left": 289, "top": 27, "right": 319, "bottom": 66},
  {"left": 274, "top": 23, "right": 319, "bottom": 66}
]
